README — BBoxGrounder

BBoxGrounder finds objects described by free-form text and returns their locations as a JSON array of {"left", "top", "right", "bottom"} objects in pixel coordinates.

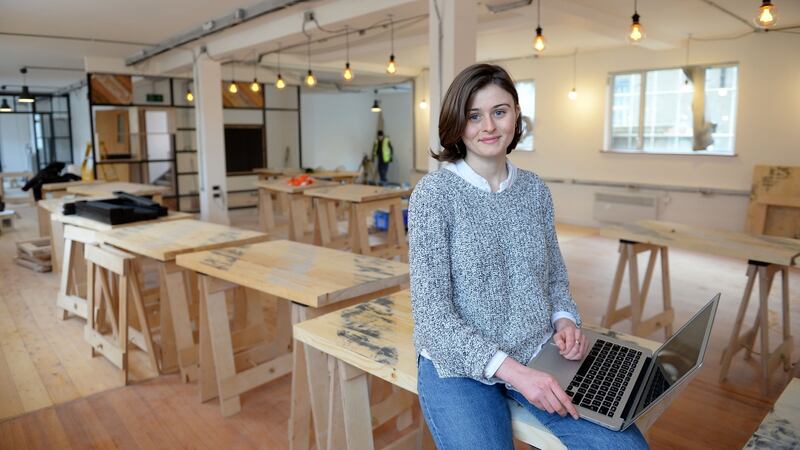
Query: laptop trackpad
[{"left": 528, "top": 340, "right": 583, "bottom": 389}]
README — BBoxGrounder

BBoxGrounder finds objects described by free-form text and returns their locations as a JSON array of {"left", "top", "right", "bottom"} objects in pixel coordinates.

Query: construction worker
[{"left": 372, "top": 130, "right": 393, "bottom": 185}]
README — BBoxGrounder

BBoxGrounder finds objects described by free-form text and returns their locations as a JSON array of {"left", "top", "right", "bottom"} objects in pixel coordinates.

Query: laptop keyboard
[{"left": 564, "top": 339, "right": 642, "bottom": 417}]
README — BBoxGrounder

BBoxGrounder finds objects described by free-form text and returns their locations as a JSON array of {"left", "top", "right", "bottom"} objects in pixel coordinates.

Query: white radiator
[{"left": 593, "top": 192, "right": 658, "bottom": 224}]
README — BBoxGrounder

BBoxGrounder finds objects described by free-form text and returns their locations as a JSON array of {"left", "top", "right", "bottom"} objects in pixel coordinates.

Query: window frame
[{"left": 604, "top": 62, "right": 739, "bottom": 156}]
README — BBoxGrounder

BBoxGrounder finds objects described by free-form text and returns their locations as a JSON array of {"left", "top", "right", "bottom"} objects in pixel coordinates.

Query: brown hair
[{"left": 431, "top": 63, "right": 522, "bottom": 162}]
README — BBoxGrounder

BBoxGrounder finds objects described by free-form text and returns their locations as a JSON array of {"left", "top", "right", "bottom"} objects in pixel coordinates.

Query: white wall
[
  {"left": 415, "top": 32, "right": 800, "bottom": 231},
  {"left": 300, "top": 87, "right": 414, "bottom": 184},
  {"left": 0, "top": 112, "right": 33, "bottom": 172}
]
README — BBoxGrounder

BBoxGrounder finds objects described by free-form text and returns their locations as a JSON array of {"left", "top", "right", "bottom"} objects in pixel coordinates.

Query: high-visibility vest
[{"left": 373, "top": 138, "right": 393, "bottom": 164}]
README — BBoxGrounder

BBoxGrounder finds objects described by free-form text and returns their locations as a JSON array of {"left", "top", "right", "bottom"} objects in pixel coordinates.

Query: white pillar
[
  {"left": 193, "top": 55, "right": 230, "bottom": 225},
  {"left": 427, "top": 0, "right": 477, "bottom": 172}
]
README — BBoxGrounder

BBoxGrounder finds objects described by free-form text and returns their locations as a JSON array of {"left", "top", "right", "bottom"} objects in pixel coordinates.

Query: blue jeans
[{"left": 417, "top": 357, "right": 649, "bottom": 450}]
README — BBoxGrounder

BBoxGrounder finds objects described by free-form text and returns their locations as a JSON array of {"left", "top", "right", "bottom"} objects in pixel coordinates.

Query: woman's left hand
[{"left": 553, "top": 319, "right": 588, "bottom": 361}]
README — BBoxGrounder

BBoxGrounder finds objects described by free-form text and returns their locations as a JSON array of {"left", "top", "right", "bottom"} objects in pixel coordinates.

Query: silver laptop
[{"left": 528, "top": 294, "right": 719, "bottom": 431}]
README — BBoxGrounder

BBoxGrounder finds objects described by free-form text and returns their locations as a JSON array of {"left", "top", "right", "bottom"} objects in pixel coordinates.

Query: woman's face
[{"left": 461, "top": 83, "right": 519, "bottom": 161}]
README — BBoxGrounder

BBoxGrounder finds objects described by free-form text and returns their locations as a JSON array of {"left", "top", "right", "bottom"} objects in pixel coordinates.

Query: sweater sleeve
[
  {"left": 408, "top": 177, "right": 500, "bottom": 380},
  {"left": 542, "top": 186, "right": 582, "bottom": 326}
]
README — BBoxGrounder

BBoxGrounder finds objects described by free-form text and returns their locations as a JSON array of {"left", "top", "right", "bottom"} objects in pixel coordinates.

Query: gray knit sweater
[{"left": 409, "top": 168, "right": 581, "bottom": 381}]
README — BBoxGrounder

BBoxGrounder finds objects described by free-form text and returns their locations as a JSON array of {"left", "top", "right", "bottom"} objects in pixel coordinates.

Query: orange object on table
[{"left": 288, "top": 174, "right": 315, "bottom": 187}]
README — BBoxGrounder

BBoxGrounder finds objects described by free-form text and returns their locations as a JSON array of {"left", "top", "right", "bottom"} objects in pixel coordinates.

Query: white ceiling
[{"left": 1, "top": 0, "right": 798, "bottom": 92}]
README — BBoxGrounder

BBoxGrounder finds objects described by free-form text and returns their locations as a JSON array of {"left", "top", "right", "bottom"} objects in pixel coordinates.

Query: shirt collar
[{"left": 445, "top": 158, "right": 517, "bottom": 193}]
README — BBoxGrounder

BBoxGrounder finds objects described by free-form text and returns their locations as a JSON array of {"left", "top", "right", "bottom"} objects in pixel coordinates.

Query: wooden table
[
  {"left": 98, "top": 219, "right": 269, "bottom": 377},
  {"left": 52, "top": 206, "right": 193, "bottom": 321},
  {"left": 744, "top": 378, "right": 800, "bottom": 449},
  {"left": 67, "top": 182, "right": 169, "bottom": 204},
  {"left": 601, "top": 220, "right": 799, "bottom": 393},
  {"left": 309, "top": 171, "right": 361, "bottom": 184},
  {"left": 257, "top": 177, "right": 337, "bottom": 241},
  {"left": 304, "top": 184, "right": 410, "bottom": 261},
  {"left": 175, "top": 240, "right": 408, "bottom": 449},
  {"left": 294, "top": 291, "right": 671, "bottom": 450},
  {"left": 253, "top": 168, "right": 285, "bottom": 181},
  {"left": 42, "top": 180, "right": 105, "bottom": 199}
]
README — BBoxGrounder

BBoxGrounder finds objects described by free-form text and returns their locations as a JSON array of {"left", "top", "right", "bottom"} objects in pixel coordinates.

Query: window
[
  {"left": 515, "top": 80, "right": 535, "bottom": 151},
  {"left": 607, "top": 64, "right": 738, "bottom": 155}
]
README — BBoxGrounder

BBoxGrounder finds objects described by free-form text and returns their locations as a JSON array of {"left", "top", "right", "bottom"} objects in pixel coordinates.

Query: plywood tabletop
[
  {"left": 37, "top": 195, "right": 97, "bottom": 214},
  {"left": 255, "top": 177, "right": 337, "bottom": 194},
  {"left": 97, "top": 219, "right": 268, "bottom": 262},
  {"left": 309, "top": 171, "right": 361, "bottom": 180},
  {"left": 52, "top": 209, "right": 194, "bottom": 232},
  {"left": 253, "top": 168, "right": 285, "bottom": 177},
  {"left": 601, "top": 220, "right": 800, "bottom": 266},
  {"left": 175, "top": 240, "right": 409, "bottom": 308},
  {"left": 293, "top": 292, "right": 659, "bottom": 395},
  {"left": 303, "top": 184, "right": 411, "bottom": 203},
  {"left": 41, "top": 180, "right": 105, "bottom": 192},
  {"left": 66, "top": 182, "right": 169, "bottom": 197}
]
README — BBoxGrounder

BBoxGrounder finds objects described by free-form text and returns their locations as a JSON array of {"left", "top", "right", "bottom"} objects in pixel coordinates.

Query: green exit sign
[{"left": 146, "top": 93, "right": 164, "bottom": 102}]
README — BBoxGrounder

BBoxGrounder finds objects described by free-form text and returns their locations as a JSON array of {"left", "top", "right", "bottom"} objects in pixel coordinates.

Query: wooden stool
[
  {"left": 719, "top": 260, "right": 793, "bottom": 394},
  {"left": 84, "top": 244, "right": 159, "bottom": 384},
  {"left": 602, "top": 240, "right": 674, "bottom": 339}
]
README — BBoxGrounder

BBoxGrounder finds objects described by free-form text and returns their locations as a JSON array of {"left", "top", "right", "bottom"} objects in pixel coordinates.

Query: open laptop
[{"left": 528, "top": 294, "right": 719, "bottom": 431}]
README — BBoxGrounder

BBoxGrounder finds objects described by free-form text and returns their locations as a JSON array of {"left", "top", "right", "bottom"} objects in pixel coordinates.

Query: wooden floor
[{"left": 0, "top": 203, "right": 798, "bottom": 449}]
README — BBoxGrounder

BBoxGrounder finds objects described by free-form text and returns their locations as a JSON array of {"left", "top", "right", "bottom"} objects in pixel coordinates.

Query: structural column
[
  {"left": 427, "top": 0, "right": 477, "bottom": 172},
  {"left": 193, "top": 54, "right": 230, "bottom": 225}
]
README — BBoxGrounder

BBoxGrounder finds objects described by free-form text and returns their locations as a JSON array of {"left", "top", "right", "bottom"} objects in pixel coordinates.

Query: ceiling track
[{"left": 125, "top": 0, "right": 310, "bottom": 66}]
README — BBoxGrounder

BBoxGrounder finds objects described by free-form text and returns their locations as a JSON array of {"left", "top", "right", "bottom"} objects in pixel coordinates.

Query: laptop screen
[{"left": 631, "top": 295, "right": 719, "bottom": 419}]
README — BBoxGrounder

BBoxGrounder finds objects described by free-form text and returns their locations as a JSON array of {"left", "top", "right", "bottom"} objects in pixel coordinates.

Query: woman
[{"left": 408, "top": 63, "right": 649, "bottom": 449}]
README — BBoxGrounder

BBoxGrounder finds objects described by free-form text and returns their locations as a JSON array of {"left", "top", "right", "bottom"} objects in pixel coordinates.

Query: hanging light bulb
[
  {"left": 250, "top": 79, "right": 260, "bottom": 92},
  {"left": 533, "top": 1, "right": 546, "bottom": 52},
  {"left": 371, "top": 90, "right": 381, "bottom": 112},
  {"left": 305, "top": 70, "right": 317, "bottom": 87},
  {"left": 419, "top": 99, "right": 428, "bottom": 110},
  {"left": 275, "top": 43, "right": 286, "bottom": 89},
  {"left": 568, "top": 88, "right": 577, "bottom": 101},
  {"left": 755, "top": 0, "right": 777, "bottom": 28},
  {"left": 305, "top": 36, "right": 316, "bottom": 87},
  {"left": 628, "top": 0, "right": 645, "bottom": 43},
  {"left": 250, "top": 52, "right": 260, "bottom": 92},
  {"left": 343, "top": 27, "right": 354, "bottom": 81},
  {"left": 386, "top": 16, "right": 398, "bottom": 74},
  {"left": 0, "top": 99, "right": 12, "bottom": 112},
  {"left": 343, "top": 63, "right": 353, "bottom": 81},
  {"left": 568, "top": 50, "right": 578, "bottom": 101},
  {"left": 227, "top": 63, "right": 238, "bottom": 94},
  {"left": 185, "top": 89, "right": 194, "bottom": 102},
  {"left": 17, "top": 68, "right": 35, "bottom": 103}
]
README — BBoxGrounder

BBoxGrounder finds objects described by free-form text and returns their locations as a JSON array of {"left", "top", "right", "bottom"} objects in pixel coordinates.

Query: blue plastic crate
[{"left": 373, "top": 209, "right": 408, "bottom": 231}]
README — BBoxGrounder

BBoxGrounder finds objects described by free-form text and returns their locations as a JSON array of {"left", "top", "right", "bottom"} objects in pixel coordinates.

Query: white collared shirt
[{"left": 422, "top": 158, "right": 577, "bottom": 380}]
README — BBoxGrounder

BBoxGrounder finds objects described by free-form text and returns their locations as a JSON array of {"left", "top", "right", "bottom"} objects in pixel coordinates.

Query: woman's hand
[
  {"left": 495, "top": 357, "right": 578, "bottom": 419},
  {"left": 553, "top": 318, "right": 588, "bottom": 361}
]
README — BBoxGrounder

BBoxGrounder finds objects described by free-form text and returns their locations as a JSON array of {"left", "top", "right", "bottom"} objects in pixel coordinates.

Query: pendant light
[
  {"left": 755, "top": 1, "right": 777, "bottom": 28},
  {"left": 533, "top": 0, "right": 546, "bottom": 53},
  {"left": 275, "top": 44, "right": 286, "bottom": 89},
  {"left": 250, "top": 53, "right": 260, "bottom": 92},
  {"left": 371, "top": 90, "right": 381, "bottom": 112},
  {"left": 185, "top": 86, "right": 194, "bottom": 102},
  {"left": 418, "top": 68, "right": 429, "bottom": 110},
  {"left": 228, "top": 64, "right": 238, "bottom": 94},
  {"left": 567, "top": 49, "right": 578, "bottom": 101},
  {"left": 628, "top": 0, "right": 645, "bottom": 43},
  {"left": 343, "top": 27, "right": 354, "bottom": 81},
  {"left": 0, "top": 99, "right": 12, "bottom": 112},
  {"left": 17, "top": 68, "right": 35, "bottom": 104},
  {"left": 386, "top": 16, "right": 397, "bottom": 74},
  {"left": 305, "top": 36, "right": 317, "bottom": 87}
]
